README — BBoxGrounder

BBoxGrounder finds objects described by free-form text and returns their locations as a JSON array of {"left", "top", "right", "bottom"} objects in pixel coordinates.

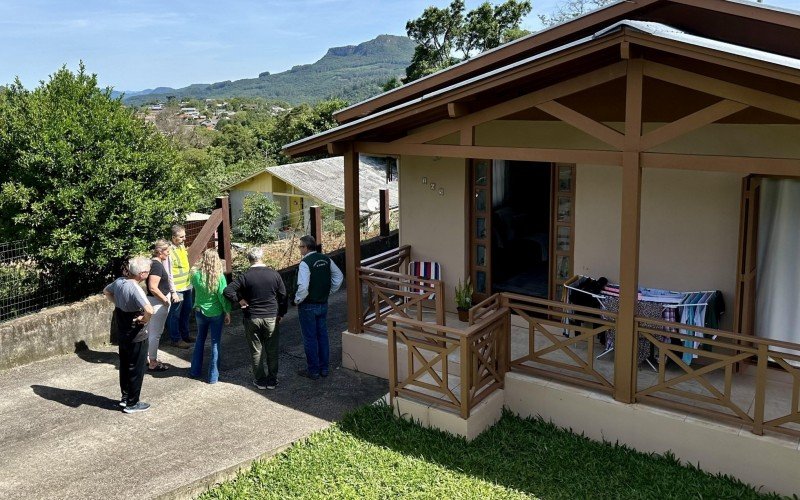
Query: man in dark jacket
[
  {"left": 224, "top": 247, "right": 287, "bottom": 390},
  {"left": 295, "top": 235, "right": 343, "bottom": 380}
]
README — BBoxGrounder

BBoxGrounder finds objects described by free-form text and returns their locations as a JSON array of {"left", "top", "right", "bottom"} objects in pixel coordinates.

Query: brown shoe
[{"left": 170, "top": 340, "right": 192, "bottom": 349}]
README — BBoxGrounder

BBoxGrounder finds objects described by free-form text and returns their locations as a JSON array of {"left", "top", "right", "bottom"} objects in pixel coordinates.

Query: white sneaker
[{"left": 123, "top": 401, "right": 151, "bottom": 413}]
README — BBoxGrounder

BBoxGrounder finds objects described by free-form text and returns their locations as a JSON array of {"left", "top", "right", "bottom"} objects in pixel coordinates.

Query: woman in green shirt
[{"left": 189, "top": 249, "right": 231, "bottom": 384}]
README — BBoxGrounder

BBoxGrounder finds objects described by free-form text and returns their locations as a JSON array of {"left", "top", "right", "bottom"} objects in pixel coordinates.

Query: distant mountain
[
  {"left": 123, "top": 35, "right": 415, "bottom": 106},
  {"left": 111, "top": 87, "right": 176, "bottom": 100}
]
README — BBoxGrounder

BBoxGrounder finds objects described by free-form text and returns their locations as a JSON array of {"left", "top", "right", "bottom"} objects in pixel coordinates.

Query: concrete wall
[
  {"left": 399, "top": 155, "right": 467, "bottom": 312},
  {"left": 0, "top": 295, "right": 114, "bottom": 371}
]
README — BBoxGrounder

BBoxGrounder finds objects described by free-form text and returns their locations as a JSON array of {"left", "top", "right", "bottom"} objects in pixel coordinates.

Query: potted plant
[{"left": 455, "top": 277, "right": 473, "bottom": 322}]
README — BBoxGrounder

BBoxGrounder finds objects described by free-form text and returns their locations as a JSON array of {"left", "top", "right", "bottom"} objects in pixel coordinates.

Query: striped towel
[{"left": 408, "top": 261, "right": 441, "bottom": 297}]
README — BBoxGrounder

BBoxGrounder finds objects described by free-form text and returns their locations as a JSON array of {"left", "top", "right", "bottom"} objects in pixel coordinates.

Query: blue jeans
[
  {"left": 190, "top": 312, "right": 223, "bottom": 384},
  {"left": 167, "top": 289, "right": 194, "bottom": 342},
  {"left": 298, "top": 302, "right": 329, "bottom": 376}
]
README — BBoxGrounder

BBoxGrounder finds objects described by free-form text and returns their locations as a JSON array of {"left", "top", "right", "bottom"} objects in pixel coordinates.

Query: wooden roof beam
[
  {"left": 536, "top": 100, "right": 624, "bottom": 150},
  {"left": 639, "top": 99, "right": 748, "bottom": 150},
  {"left": 354, "top": 141, "right": 621, "bottom": 165},
  {"left": 644, "top": 60, "right": 800, "bottom": 121},
  {"left": 447, "top": 102, "right": 470, "bottom": 118},
  {"left": 393, "top": 61, "right": 627, "bottom": 146}
]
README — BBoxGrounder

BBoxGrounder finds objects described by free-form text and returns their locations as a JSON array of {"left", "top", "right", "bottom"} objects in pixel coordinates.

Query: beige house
[
  {"left": 286, "top": 0, "right": 800, "bottom": 494},
  {"left": 227, "top": 155, "right": 397, "bottom": 232}
]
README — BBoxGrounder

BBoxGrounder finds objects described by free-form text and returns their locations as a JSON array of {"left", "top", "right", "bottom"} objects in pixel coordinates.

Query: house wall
[
  {"left": 399, "top": 155, "right": 467, "bottom": 312},
  {"left": 574, "top": 165, "right": 743, "bottom": 329},
  {"left": 397, "top": 120, "right": 800, "bottom": 325}
]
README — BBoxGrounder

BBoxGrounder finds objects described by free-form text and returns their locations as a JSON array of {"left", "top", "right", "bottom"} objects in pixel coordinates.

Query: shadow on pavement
[{"left": 31, "top": 384, "right": 119, "bottom": 410}]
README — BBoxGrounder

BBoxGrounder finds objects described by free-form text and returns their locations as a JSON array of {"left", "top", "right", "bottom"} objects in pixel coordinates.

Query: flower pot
[{"left": 457, "top": 307, "right": 469, "bottom": 322}]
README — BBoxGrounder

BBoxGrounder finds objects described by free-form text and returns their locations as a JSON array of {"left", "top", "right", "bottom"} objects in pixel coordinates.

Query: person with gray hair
[
  {"left": 223, "top": 247, "right": 287, "bottom": 390},
  {"left": 104, "top": 256, "right": 155, "bottom": 413}
]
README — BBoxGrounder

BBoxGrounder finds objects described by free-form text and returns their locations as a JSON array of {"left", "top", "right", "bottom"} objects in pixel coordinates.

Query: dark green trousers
[{"left": 244, "top": 317, "right": 279, "bottom": 382}]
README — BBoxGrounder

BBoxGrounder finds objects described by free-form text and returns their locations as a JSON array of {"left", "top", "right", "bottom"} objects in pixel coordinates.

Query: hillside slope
[{"left": 124, "top": 35, "right": 414, "bottom": 106}]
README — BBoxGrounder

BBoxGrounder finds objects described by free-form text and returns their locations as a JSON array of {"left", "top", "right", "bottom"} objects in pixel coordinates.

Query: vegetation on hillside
[{"left": 124, "top": 35, "right": 415, "bottom": 107}]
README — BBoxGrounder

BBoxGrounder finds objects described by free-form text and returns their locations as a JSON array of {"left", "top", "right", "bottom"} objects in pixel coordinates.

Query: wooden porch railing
[
  {"left": 360, "top": 244, "right": 411, "bottom": 273},
  {"left": 358, "top": 267, "right": 445, "bottom": 335},
  {"left": 358, "top": 245, "right": 445, "bottom": 334},
  {"left": 387, "top": 307, "right": 508, "bottom": 419},
  {"left": 492, "top": 292, "right": 617, "bottom": 394},
  {"left": 635, "top": 318, "right": 800, "bottom": 438},
  {"left": 187, "top": 196, "right": 232, "bottom": 273}
]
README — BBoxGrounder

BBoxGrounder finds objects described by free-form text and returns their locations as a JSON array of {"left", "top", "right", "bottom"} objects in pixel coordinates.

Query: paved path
[{"left": 0, "top": 290, "right": 387, "bottom": 499}]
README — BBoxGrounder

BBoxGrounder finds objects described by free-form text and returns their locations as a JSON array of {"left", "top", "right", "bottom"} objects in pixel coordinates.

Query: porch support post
[
  {"left": 344, "top": 145, "right": 362, "bottom": 333},
  {"left": 614, "top": 59, "right": 643, "bottom": 403}
]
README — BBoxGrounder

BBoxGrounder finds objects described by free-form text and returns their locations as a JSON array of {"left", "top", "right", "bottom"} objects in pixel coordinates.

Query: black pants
[{"left": 116, "top": 309, "right": 148, "bottom": 406}]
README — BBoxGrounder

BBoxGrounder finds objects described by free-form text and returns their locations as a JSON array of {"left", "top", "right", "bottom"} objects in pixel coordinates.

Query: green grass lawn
[{"left": 200, "top": 403, "right": 780, "bottom": 499}]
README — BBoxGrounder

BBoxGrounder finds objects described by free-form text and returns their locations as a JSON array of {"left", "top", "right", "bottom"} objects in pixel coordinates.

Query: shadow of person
[
  {"left": 74, "top": 341, "right": 118, "bottom": 366},
  {"left": 31, "top": 385, "right": 119, "bottom": 410}
]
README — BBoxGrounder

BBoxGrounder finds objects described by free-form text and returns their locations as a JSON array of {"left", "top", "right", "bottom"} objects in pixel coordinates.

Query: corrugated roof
[
  {"left": 262, "top": 155, "right": 398, "bottom": 214},
  {"left": 596, "top": 20, "right": 800, "bottom": 70}
]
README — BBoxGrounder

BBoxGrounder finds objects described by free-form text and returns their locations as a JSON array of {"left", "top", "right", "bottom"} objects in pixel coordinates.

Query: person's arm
[
  {"left": 224, "top": 273, "right": 248, "bottom": 308},
  {"left": 166, "top": 254, "right": 180, "bottom": 301},
  {"left": 148, "top": 274, "right": 169, "bottom": 306},
  {"left": 218, "top": 275, "right": 232, "bottom": 324},
  {"left": 294, "top": 261, "right": 310, "bottom": 304},
  {"left": 276, "top": 274, "right": 288, "bottom": 318},
  {"left": 133, "top": 284, "right": 154, "bottom": 323},
  {"left": 103, "top": 283, "right": 115, "bottom": 303},
  {"left": 330, "top": 260, "right": 344, "bottom": 294}
]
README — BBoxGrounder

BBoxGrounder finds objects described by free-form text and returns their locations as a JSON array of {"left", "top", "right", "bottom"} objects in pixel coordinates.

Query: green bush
[
  {"left": 321, "top": 205, "right": 345, "bottom": 236},
  {"left": 0, "top": 260, "right": 40, "bottom": 300},
  {"left": 0, "top": 64, "right": 195, "bottom": 297},
  {"left": 235, "top": 194, "right": 281, "bottom": 244}
]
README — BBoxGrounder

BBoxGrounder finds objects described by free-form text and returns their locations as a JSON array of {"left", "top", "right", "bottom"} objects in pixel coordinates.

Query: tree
[
  {"left": 265, "top": 98, "right": 348, "bottom": 164},
  {"left": 235, "top": 193, "right": 281, "bottom": 244},
  {"left": 382, "top": 77, "right": 402, "bottom": 92},
  {"left": 405, "top": 0, "right": 532, "bottom": 82},
  {"left": 537, "top": 0, "right": 615, "bottom": 27},
  {"left": 0, "top": 64, "right": 195, "bottom": 296}
]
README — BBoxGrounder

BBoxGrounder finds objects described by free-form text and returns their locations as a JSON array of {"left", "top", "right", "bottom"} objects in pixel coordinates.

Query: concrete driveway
[{"left": 0, "top": 290, "right": 387, "bottom": 499}]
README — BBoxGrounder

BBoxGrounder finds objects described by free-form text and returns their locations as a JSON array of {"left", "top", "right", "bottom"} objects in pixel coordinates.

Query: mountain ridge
[{"left": 122, "top": 35, "right": 414, "bottom": 106}]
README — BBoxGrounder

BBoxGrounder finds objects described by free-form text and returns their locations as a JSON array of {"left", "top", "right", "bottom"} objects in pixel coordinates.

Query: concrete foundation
[
  {"left": 504, "top": 372, "right": 800, "bottom": 497},
  {"left": 0, "top": 294, "right": 113, "bottom": 371},
  {"left": 389, "top": 389, "right": 505, "bottom": 441}
]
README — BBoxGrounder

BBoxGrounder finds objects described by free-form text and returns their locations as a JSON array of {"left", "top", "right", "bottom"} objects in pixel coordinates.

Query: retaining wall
[{"left": 0, "top": 232, "right": 399, "bottom": 371}]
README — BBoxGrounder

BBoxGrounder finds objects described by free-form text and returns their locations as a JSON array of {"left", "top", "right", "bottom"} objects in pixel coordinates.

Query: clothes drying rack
[{"left": 562, "top": 275, "right": 718, "bottom": 371}]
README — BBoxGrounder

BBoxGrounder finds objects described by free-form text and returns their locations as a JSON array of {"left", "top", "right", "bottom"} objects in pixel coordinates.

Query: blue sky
[{"left": 2, "top": 0, "right": 800, "bottom": 91}]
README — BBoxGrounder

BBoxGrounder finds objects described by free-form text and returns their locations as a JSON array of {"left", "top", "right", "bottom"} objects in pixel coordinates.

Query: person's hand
[
  {"left": 171, "top": 294, "right": 181, "bottom": 303},
  {"left": 276, "top": 316, "right": 282, "bottom": 324},
  {"left": 238, "top": 299, "right": 249, "bottom": 309},
  {"left": 162, "top": 297, "right": 170, "bottom": 307},
  {"left": 134, "top": 315, "right": 148, "bottom": 325},
  {"left": 224, "top": 313, "right": 231, "bottom": 325}
]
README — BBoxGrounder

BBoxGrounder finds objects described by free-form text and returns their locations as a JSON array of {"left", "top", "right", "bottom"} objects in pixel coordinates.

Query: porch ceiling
[{"left": 285, "top": 24, "right": 800, "bottom": 158}]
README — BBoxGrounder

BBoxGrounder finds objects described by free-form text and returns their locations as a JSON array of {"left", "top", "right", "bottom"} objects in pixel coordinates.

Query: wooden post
[
  {"left": 752, "top": 343, "right": 768, "bottom": 435},
  {"left": 215, "top": 196, "right": 233, "bottom": 274},
  {"left": 614, "top": 59, "right": 643, "bottom": 404},
  {"left": 344, "top": 145, "right": 362, "bottom": 333},
  {"left": 379, "top": 188, "right": 390, "bottom": 237},
  {"left": 309, "top": 205, "right": 323, "bottom": 252}
]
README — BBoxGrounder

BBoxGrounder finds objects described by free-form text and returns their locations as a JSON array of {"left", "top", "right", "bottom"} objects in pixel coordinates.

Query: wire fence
[
  {"left": 0, "top": 240, "right": 64, "bottom": 323},
  {"left": 234, "top": 206, "right": 399, "bottom": 273}
]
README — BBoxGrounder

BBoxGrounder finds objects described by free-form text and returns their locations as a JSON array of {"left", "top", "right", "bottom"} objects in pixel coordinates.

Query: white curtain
[{"left": 756, "top": 178, "right": 800, "bottom": 360}]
